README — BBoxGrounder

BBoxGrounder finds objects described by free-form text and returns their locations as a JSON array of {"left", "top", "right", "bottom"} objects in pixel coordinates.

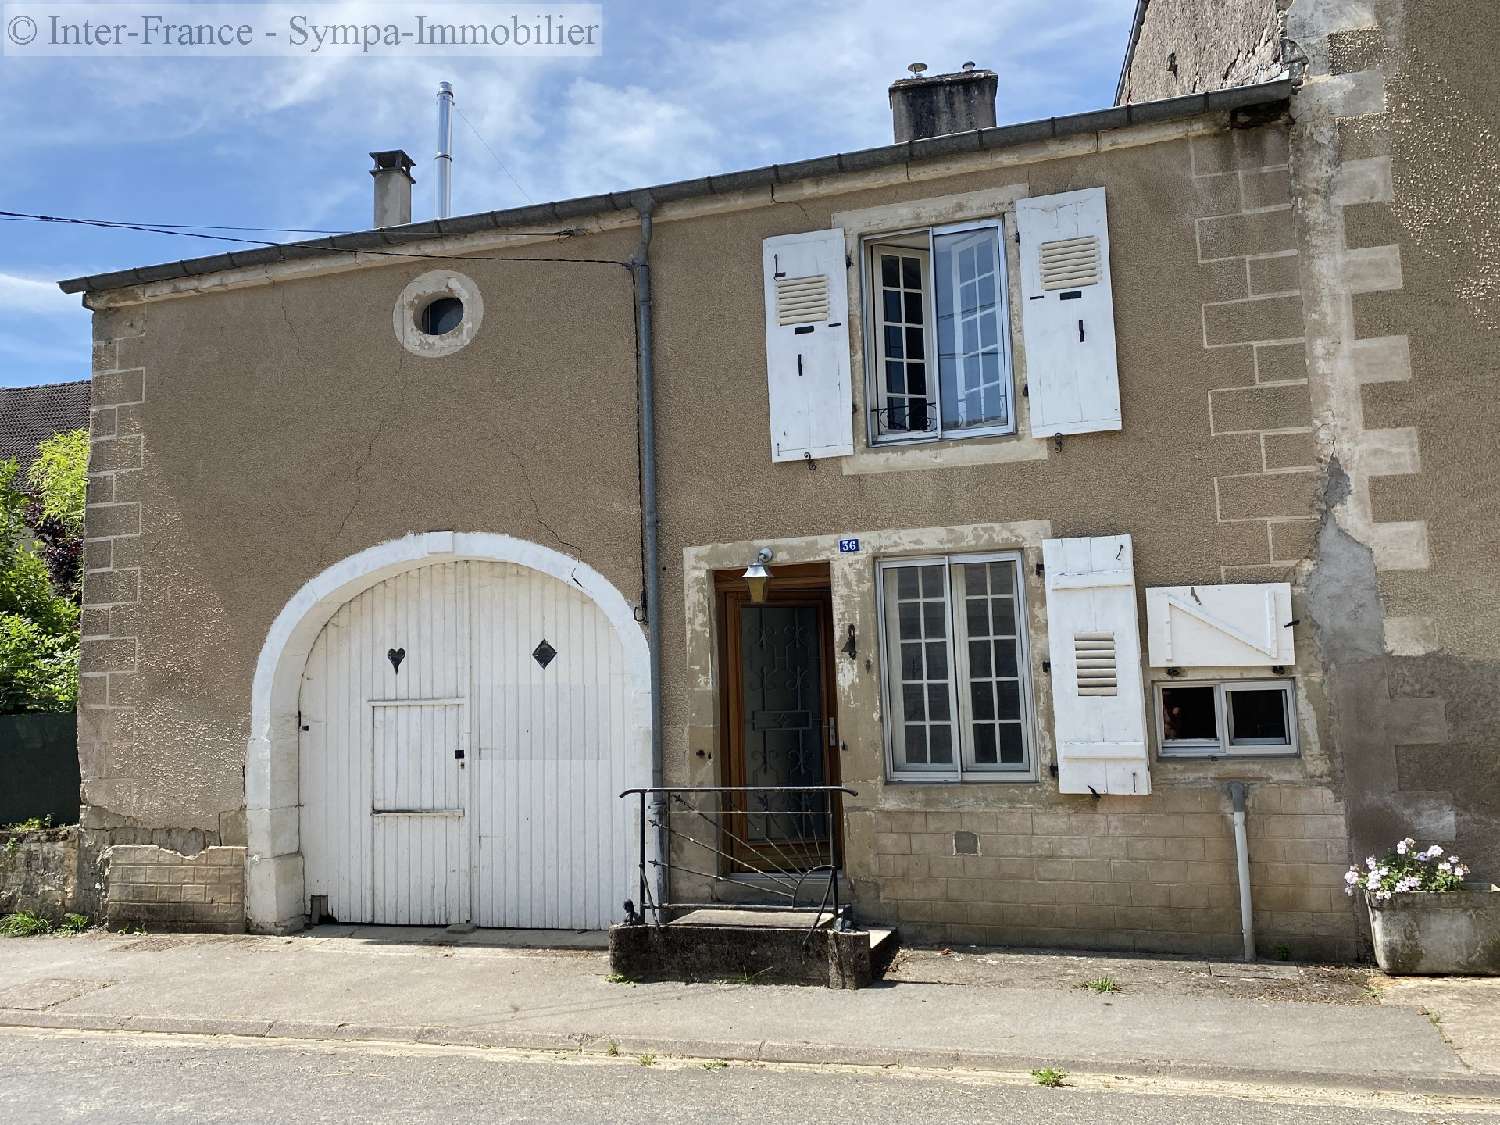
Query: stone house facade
[{"left": 58, "top": 0, "right": 1494, "bottom": 956}]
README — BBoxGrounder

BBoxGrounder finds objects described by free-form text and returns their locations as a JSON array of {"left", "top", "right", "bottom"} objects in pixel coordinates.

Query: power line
[
  {"left": 453, "top": 102, "right": 535, "bottom": 205},
  {"left": 1, "top": 208, "right": 629, "bottom": 269}
]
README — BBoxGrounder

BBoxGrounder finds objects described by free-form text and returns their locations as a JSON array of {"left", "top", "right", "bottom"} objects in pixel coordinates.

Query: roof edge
[{"left": 59, "top": 79, "right": 1292, "bottom": 298}]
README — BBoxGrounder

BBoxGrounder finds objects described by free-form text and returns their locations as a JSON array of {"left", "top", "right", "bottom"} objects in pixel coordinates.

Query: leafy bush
[
  {"left": 0, "top": 911, "right": 53, "bottom": 937},
  {"left": 1345, "top": 837, "right": 1471, "bottom": 900},
  {"left": 0, "top": 435, "right": 85, "bottom": 713}
]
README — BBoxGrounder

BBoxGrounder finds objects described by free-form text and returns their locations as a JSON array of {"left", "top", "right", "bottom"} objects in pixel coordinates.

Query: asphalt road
[{"left": 1, "top": 1028, "right": 1495, "bottom": 1124}]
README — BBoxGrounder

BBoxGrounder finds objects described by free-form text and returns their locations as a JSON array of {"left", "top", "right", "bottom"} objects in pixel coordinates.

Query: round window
[
  {"left": 393, "top": 270, "right": 484, "bottom": 357},
  {"left": 420, "top": 296, "right": 464, "bottom": 336}
]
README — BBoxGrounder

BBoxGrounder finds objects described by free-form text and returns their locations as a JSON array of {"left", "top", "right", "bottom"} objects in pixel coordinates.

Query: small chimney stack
[
  {"left": 889, "top": 61, "right": 998, "bottom": 142},
  {"left": 370, "top": 150, "right": 416, "bottom": 228}
]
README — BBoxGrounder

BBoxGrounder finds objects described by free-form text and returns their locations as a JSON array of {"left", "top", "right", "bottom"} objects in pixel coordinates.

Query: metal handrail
[{"left": 619, "top": 785, "right": 858, "bottom": 931}]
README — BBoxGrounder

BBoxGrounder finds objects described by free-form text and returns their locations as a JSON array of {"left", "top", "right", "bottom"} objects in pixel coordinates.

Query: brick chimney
[
  {"left": 889, "top": 62, "right": 998, "bottom": 142},
  {"left": 370, "top": 150, "right": 416, "bottom": 229}
]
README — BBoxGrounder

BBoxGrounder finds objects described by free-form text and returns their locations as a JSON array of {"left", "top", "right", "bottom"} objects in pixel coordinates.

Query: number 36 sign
[{"left": 838, "top": 538, "right": 861, "bottom": 554}]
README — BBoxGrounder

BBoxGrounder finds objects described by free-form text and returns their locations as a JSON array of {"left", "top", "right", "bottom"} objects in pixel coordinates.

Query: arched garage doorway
[{"left": 245, "top": 532, "right": 650, "bottom": 933}]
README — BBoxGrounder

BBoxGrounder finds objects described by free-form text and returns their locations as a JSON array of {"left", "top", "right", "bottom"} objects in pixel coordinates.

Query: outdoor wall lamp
[{"left": 743, "top": 548, "right": 775, "bottom": 603}]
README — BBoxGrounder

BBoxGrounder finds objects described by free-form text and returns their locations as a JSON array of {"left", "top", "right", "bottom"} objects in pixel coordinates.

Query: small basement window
[
  {"left": 1156, "top": 680, "right": 1297, "bottom": 758},
  {"left": 420, "top": 296, "right": 465, "bottom": 336}
]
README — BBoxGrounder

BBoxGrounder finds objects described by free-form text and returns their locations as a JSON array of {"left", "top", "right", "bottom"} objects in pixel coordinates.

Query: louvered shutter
[
  {"left": 1146, "top": 583, "right": 1295, "bottom": 667},
  {"left": 1043, "top": 534, "right": 1150, "bottom": 796},
  {"left": 1016, "top": 188, "right": 1122, "bottom": 436},
  {"left": 761, "top": 229, "right": 854, "bottom": 462}
]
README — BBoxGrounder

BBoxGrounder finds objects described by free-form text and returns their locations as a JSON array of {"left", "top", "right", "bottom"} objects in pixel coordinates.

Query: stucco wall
[
  {"left": 79, "top": 229, "right": 644, "bottom": 847},
  {"left": 1119, "top": 0, "right": 1283, "bottom": 104},
  {"left": 1285, "top": 0, "right": 1500, "bottom": 880}
]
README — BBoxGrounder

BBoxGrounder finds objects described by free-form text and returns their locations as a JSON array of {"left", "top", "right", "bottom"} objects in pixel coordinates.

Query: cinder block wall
[
  {"left": 102, "top": 845, "right": 245, "bottom": 933},
  {"left": 858, "top": 785, "right": 1358, "bottom": 960}
]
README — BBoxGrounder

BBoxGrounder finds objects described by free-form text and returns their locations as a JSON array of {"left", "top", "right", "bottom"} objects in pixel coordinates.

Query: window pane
[
  {"left": 998, "top": 724, "right": 1025, "bottom": 764},
  {"left": 901, "top": 255, "right": 921, "bottom": 289},
  {"left": 881, "top": 255, "right": 899, "bottom": 287},
  {"left": 934, "top": 226, "right": 1010, "bottom": 432},
  {"left": 929, "top": 725, "right": 954, "bottom": 764},
  {"left": 1160, "top": 686, "right": 1217, "bottom": 742},
  {"left": 883, "top": 563, "right": 955, "bottom": 773},
  {"left": 972, "top": 723, "right": 997, "bottom": 764},
  {"left": 874, "top": 248, "right": 934, "bottom": 437},
  {"left": 1228, "top": 688, "right": 1291, "bottom": 745},
  {"left": 953, "top": 557, "right": 1028, "bottom": 772}
]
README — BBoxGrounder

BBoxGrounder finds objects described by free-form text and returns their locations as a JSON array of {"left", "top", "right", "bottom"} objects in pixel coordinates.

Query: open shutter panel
[
  {"left": 1043, "top": 534, "right": 1150, "bottom": 796},
  {"left": 1145, "top": 582, "right": 1295, "bottom": 667},
  {"left": 761, "top": 229, "right": 854, "bottom": 463},
  {"left": 1016, "top": 188, "right": 1122, "bottom": 436}
]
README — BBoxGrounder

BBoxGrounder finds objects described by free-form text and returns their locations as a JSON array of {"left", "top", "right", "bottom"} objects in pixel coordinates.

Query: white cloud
[{"left": 0, "top": 272, "right": 77, "bottom": 315}]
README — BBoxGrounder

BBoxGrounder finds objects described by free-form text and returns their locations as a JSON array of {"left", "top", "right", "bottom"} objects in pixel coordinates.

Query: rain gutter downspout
[
  {"left": 1227, "top": 781, "right": 1256, "bottom": 961},
  {"left": 631, "top": 196, "right": 666, "bottom": 905}
]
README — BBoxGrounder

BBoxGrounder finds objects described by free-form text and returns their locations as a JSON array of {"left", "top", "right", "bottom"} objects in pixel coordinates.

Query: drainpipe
[
  {"left": 1227, "top": 781, "right": 1256, "bottom": 961},
  {"left": 631, "top": 196, "right": 666, "bottom": 906}
]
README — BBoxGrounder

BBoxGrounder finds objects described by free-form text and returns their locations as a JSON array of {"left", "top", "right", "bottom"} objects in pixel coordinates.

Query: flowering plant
[{"left": 1345, "top": 837, "right": 1470, "bottom": 900}]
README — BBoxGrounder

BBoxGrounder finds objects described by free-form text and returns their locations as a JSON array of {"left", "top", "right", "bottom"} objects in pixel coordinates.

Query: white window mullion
[{"left": 924, "top": 228, "right": 945, "bottom": 440}]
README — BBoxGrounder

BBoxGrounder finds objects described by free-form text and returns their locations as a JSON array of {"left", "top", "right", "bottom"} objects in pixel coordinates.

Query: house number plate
[{"left": 838, "top": 538, "right": 861, "bottom": 553}]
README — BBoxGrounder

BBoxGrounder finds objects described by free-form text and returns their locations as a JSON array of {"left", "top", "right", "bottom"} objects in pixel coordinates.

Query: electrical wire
[
  {"left": 453, "top": 102, "right": 535, "bottom": 205},
  {"left": 0, "top": 208, "right": 630, "bottom": 269}
]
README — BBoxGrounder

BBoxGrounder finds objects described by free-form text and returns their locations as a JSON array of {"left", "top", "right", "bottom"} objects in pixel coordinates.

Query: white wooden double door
[{"left": 299, "top": 561, "right": 633, "bottom": 929}]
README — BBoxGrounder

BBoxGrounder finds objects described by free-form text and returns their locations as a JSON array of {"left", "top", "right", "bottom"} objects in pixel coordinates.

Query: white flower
[
  {"left": 1397, "top": 840, "right": 1408, "bottom": 855},
  {"left": 1456, "top": 865, "right": 1470, "bottom": 878},
  {"left": 1366, "top": 856, "right": 1379, "bottom": 870},
  {"left": 1422, "top": 845, "right": 1445, "bottom": 861},
  {"left": 1344, "top": 870, "right": 1360, "bottom": 886},
  {"left": 1403, "top": 837, "right": 1416, "bottom": 848},
  {"left": 1376, "top": 889, "right": 1393, "bottom": 900},
  {"left": 1438, "top": 861, "right": 1453, "bottom": 873}
]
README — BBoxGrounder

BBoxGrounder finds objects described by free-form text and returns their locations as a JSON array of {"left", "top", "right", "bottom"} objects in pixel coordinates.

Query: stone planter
[{"left": 1367, "top": 884, "right": 1500, "bottom": 975}]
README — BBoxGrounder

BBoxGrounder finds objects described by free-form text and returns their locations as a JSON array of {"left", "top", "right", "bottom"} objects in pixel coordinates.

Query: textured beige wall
[
  {"left": 80, "top": 230, "right": 644, "bottom": 837},
  {"left": 1283, "top": 0, "right": 1500, "bottom": 879},
  {"left": 1120, "top": 0, "right": 1283, "bottom": 104}
]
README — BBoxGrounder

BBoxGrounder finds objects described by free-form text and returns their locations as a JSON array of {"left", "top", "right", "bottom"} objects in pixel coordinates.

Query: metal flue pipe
[{"left": 435, "top": 81, "right": 455, "bottom": 218}]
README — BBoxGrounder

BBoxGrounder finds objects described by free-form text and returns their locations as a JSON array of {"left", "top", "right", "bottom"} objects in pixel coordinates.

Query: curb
[{"left": 5, "top": 1008, "right": 1500, "bottom": 1101}]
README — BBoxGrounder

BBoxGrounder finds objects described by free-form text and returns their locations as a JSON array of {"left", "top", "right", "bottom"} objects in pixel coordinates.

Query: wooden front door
[{"left": 718, "top": 565, "right": 841, "bottom": 873}]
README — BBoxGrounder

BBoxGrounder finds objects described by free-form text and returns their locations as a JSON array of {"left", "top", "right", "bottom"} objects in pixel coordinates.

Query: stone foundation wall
[
  {"left": 102, "top": 844, "right": 245, "bottom": 933},
  {"left": 0, "top": 826, "right": 79, "bottom": 921},
  {"left": 854, "top": 784, "right": 1359, "bottom": 960}
]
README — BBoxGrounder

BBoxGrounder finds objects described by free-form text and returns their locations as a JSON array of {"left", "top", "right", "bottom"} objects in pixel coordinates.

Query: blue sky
[{"left": 0, "top": 0, "right": 1134, "bottom": 388}]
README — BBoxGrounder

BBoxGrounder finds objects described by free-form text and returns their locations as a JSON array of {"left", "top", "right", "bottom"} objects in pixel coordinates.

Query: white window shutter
[
  {"left": 1145, "top": 583, "right": 1295, "bottom": 667},
  {"left": 1016, "top": 188, "right": 1122, "bottom": 436},
  {"left": 1043, "top": 534, "right": 1150, "bottom": 796},
  {"left": 762, "top": 229, "right": 854, "bottom": 462}
]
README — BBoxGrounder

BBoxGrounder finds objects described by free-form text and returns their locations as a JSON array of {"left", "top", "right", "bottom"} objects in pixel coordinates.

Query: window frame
[
  {"left": 876, "top": 550, "right": 1037, "bottom": 783},
  {"left": 863, "top": 217, "right": 1017, "bottom": 448},
  {"left": 1155, "top": 679, "right": 1299, "bottom": 759}
]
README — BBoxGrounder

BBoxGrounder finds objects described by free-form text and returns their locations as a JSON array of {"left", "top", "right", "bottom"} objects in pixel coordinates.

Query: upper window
[
  {"left": 866, "top": 219, "right": 1016, "bottom": 445},
  {"left": 878, "top": 553, "right": 1033, "bottom": 781},
  {"left": 1156, "top": 680, "right": 1298, "bottom": 758}
]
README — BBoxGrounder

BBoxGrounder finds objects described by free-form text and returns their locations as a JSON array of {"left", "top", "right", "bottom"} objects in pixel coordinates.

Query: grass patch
[
  {"left": 637, "top": 1052, "right": 657, "bottom": 1067},
  {"left": 0, "top": 911, "right": 53, "bottom": 937},
  {"left": 1031, "top": 1067, "right": 1068, "bottom": 1088},
  {"left": 59, "top": 913, "right": 90, "bottom": 933},
  {"left": 606, "top": 972, "right": 636, "bottom": 986},
  {"left": 1079, "top": 976, "right": 1120, "bottom": 993},
  {"left": 701, "top": 1060, "right": 729, "bottom": 1071},
  {"left": 605, "top": 1040, "right": 620, "bottom": 1057}
]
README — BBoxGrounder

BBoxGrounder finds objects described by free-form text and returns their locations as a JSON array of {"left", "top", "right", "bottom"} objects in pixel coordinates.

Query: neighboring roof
[
  {"left": 0, "top": 380, "right": 91, "bottom": 468},
  {"left": 59, "top": 80, "right": 1292, "bottom": 298},
  {"left": 1115, "top": 0, "right": 1152, "bottom": 104}
]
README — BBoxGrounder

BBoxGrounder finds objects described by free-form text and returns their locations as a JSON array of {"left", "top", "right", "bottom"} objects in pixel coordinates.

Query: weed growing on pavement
[
  {"left": 1275, "top": 944, "right": 1292, "bottom": 961},
  {"left": 1031, "top": 1067, "right": 1067, "bottom": 1088},
  {"left": 605, "top": 1041, "right": 620, "bottom": 1057},
  {"left": 0, "top": 911, "right": 52, "bottom": 936},
  {"left": 59, "top": 913, "right": 90, "bottom": 933},
  {"left": 1079, "top": 976, "right": 1119, "bottom": 993},
  {"left": 638, "top": 1053, "right": 657, "bottom": 1067},
  {"left": 701, "top": 1060, "right": 729, "bottom": 1071},
  {"left": 606, "top": 973, "right": 636, "bottom": 986}
]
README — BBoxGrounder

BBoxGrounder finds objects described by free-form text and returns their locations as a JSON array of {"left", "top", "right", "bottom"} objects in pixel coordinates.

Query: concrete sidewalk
[{"left": 0, "top": 928, "right": 1496, "bottom": 1099}]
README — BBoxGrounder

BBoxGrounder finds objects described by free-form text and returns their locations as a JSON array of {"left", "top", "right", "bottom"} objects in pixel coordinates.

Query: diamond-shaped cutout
[{"left": 532, "top": 639, "right": 557, "bottom": 670}]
